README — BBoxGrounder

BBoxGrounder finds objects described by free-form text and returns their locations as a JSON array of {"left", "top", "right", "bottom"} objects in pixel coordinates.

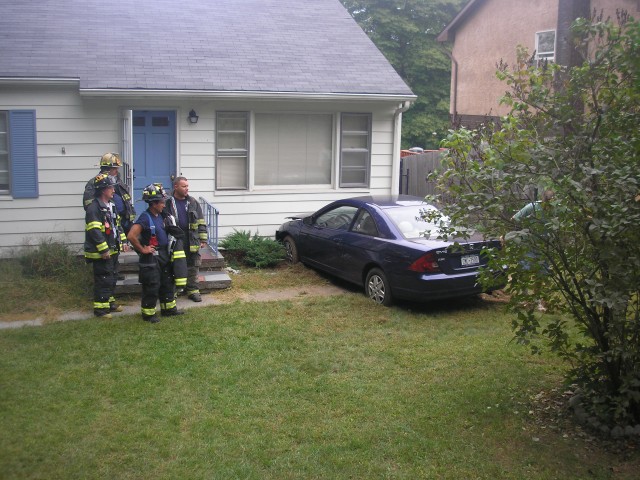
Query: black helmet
[
  {"left": 94, "top": 173, "right": 116, "bottom": 191},
  {"left": 142, "top": 183, "right": 168, "bottom": 203}
]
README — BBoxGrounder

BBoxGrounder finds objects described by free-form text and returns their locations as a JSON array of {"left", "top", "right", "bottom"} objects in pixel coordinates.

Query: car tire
[
  {"left": 283, "top": 235, "right": 300, "bottom": 264},
  {"left": 365, "top": 268, "right": 393, "bottom": 306}
]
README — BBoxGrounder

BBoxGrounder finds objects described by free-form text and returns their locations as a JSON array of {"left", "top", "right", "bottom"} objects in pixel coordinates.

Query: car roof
[{"left": 343, "top": 195, "right": 431, "bottom": 209}]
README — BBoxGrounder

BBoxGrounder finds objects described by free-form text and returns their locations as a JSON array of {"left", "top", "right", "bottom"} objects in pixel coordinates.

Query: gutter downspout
[
  {"left": 391, "top": 101, "right": 412, "bottom": 195},
  {"left": 447, "top": 51, "right": 459, "bottom": 126}
]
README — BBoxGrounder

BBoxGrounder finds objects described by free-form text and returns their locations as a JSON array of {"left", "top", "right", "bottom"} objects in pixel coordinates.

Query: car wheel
[
  {"left": 365, "top": 268, "right": 393, "bottom": 306},
  {"left": 283, "top": 235, "right": 299, "bottom": 264}
]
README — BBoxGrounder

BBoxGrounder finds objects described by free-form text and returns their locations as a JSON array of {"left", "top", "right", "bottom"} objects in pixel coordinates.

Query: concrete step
[
  {"left": 114, "top": 245, "right": 231, "bottom": 295},
  {"left": 117, "top": 246, "right": 226, "bottom": 273},
  {"left": 115, "top": 269, "right": 232, "bottom": 295}
]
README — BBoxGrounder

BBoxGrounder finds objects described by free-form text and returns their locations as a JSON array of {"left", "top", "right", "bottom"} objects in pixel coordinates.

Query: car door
[
  {"left": 337, "top": 208, "right": 382, "bottom": 284},
  {"left": 299, "top": 204, "right": 358, "bottom": 275}
]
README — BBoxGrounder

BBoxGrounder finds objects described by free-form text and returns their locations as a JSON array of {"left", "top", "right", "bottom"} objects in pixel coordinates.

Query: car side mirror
[{"left": 303, "top": 216, "right": 313, "bottom": 226}]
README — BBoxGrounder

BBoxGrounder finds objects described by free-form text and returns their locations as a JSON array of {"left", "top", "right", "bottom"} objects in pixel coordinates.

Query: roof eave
[
  {"left": 436, "top": 0, "right": 483, "bottom": 43},
  {"left": 78, "top": 88, "right": 417, "bottom": 102},
  {"left": 0, "top": 77, "right": 80, "bottom": 86}
]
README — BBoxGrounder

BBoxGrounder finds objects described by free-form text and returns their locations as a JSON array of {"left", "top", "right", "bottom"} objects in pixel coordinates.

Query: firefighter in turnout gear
[
  {"left": 127, "top": 183, "right": 188, "bottom": 323},
  {"left": 83, "top": 152, "right": 136, "bottom": 235},
  {"left": 164, "top": 177, "right": 208, "bottom": 302},
  {"left": 84, "top": 173, "right": 126, "bottom": 318}
]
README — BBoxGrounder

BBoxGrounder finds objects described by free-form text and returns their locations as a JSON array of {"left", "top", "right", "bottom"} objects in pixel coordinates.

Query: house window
[
  {"left": 536, "top": 30, "right": 556, "bottom": 64},
  {"left": 0, "top": 110, "right": 38, "bottom": 198},
  {"left": 255, "top": 113, "right": 332, "bottom": 186},
  {"left": 216, "top": 111, "right": 249, "bottom": 190},
  {"left": 340, "top": 113, "right": 371, "bottom": 187}
]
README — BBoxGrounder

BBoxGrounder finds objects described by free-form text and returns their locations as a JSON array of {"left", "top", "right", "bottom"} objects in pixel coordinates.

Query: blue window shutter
[{"left": 9, "top": 110, "right": 39, "bottom": 198}]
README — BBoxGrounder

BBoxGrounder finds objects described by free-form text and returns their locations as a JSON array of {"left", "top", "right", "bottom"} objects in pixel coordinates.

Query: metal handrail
[{"left": 199, "top": 196, "right": 220, "bottom": 253}]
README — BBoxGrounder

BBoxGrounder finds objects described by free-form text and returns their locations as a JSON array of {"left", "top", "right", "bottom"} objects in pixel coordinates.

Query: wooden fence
[{"left": 399, "top": 151, "right": 445, "bottom": 197}]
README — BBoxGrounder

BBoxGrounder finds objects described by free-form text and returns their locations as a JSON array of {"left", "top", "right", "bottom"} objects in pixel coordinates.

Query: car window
[
  {"left": 352, "top": 210, "right": 378, "bottom": 237},
  {"left": 315, "top": 205, "right": 358, "bottom": 230},
  {"left": 385, "top": 204, "right": 448, "bottom": 239}
]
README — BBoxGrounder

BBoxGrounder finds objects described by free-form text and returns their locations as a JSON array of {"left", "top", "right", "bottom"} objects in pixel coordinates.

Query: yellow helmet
[{"left": 99, "top": 152, "right": 122, "bottom": 168}]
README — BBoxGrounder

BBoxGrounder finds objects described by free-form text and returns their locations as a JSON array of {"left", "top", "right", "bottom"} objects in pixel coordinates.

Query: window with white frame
[
  {"left": 216, "top": 111, "right": 249, "bottom": 190},
  {"left": 535, "top": 30, "right": 556, "bottom": 64},
  {"left": 0, "top": 112, "right": 8, "bottom": 193},
  {"left": 215, "top": 110, "right": 373, "bottom": 191},
  {"left": 340, "top": 113, "right": 371, "bottom": 187},
  {"left": 255, "top": 113, "right": 332, "bottom": 186}
]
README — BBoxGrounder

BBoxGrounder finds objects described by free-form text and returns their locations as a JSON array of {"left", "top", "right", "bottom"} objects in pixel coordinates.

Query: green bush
[
  {"left": 19, "top": 237, "right": 84, "bottom": 278},
  {"left": 220, "top": 230, "right": 285, "bottom": 268}
]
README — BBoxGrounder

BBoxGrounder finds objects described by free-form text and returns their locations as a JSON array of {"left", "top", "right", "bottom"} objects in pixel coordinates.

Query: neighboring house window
[
  {"left": 535, "top": 30, "right": 556, "bottom": 64},
  {"left": 0, "top": 110, "right": 38, "bottom": 198},
  {"left": 340, "top": 113, "right": 371, "bottom": 187},
  {"left": 255, "top": 113, "right": 332, "bottom": 186},
  {"left": 216, "top": 111, "right": 249, "bottom": 190}
]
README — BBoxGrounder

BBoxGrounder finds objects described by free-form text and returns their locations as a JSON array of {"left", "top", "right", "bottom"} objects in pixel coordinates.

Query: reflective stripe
[
  {"left": 189, "top": 245, "right": 199, "bottom": 252},
  {"left": 161, "top": 300, "right": 177, "bottom": 310},
  {"left": 173, "top": 250, "right": 186, "bottom": 260},
  {"left": 175, "top": 277, "right": 187, "bottom": 287},
  {"left": 142, "top": 307, "right": 156, "bottom": 316},
  {"left": 189, "top": 223, "right": 199, "bottom": 230},
  {"left": 109, "top": 296, "right": 116, "bottom": 303},
  {"left": 86, "top": 221, "right": 104, "bottom": 231},
  {"left": 198, "top": 233, "right": 207, "bottom": 240},
  {"left": 96, "top": 241, "right": 108, "bottom": 251},
  {"left": 186, "top": 289, "right": 199, "bottom": 295},
  {"left": 94, "top": 301, "right": 110, "bottom": 309}
]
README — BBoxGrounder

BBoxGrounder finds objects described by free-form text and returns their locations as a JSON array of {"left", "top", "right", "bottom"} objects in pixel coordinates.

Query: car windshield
[{"left": 384, "top": 204, "right": 449, "bottom": 240}]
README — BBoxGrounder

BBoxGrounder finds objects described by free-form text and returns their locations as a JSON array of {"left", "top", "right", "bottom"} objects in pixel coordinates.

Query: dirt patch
[{"left": 211, "top": 284, "right": 347, "bottom": 304}]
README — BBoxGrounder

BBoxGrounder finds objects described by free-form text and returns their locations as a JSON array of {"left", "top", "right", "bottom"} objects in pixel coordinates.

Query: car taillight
[{"left": 408, "top": 252, "right": 441, "bottom": 273}]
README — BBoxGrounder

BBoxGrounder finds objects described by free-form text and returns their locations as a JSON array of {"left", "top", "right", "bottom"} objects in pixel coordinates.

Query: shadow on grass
[{"left": 300, "top": 263, "right": 498, "bottom": 316}]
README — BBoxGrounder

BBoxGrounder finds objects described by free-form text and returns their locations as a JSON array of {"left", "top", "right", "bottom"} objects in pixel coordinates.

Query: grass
[
  {"left": 0, "top": 248, "right": 93, "bottom": 321},
  {"left": 2, "top": 270, "right": 639, "bottom": 479}
]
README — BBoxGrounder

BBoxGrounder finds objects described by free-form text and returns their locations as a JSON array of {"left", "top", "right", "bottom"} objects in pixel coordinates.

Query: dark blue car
[{"left": 275, "top": 195, "right": 502, "bottom": 306}]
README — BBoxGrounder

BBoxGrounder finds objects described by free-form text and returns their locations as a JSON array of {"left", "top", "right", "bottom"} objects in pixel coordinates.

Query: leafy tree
[
  {"left": 341, "top": 0, "right": 465, "bottom": 149},
  {"left": 431, "top": 14, "right": 640, "bottom": 431}
]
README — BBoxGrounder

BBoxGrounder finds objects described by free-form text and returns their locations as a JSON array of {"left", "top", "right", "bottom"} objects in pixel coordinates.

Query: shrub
[
  {"left": 19, "top": 237, "right": 84, "bottom": 278},
  {"left": 433, "top": 15, "right": 640, "bottom": 430},
  {"left": 220, "top": 230, "right": 285, "bottom": 268}
]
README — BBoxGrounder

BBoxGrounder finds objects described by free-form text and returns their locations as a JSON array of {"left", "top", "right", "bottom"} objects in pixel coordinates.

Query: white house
[{"left": 0, "top": 0, "right": 415, "bottom": 257}]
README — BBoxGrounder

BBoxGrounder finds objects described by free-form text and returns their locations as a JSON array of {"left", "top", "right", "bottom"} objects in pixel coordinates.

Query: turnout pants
[
  {"left": 92, "top": 254, "right": 118, "bottom": 316},
  {"left": 138, "top": 250, "right": 177, "bottom": 318},
  {"left": 185, "top": 249, "right": 202, "bottom": 296}
]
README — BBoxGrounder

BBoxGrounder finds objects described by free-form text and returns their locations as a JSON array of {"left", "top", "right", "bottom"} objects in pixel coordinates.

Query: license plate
[{"left": 461, "top": 254, "right": 480, "bottom": 266}]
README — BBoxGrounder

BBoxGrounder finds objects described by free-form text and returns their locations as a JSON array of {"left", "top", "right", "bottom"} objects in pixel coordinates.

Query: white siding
[{"left": 0, "top": 86, "right": 401, "bottom": 255}]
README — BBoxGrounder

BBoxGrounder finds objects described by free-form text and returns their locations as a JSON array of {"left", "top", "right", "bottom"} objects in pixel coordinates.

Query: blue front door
[{"left": 132, "top": 110, "right": 176, "bottom": 214}]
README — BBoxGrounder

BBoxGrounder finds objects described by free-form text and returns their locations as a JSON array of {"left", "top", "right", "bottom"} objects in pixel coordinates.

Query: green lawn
[{"left": 1, "top": 277, "right": 638, "bottom": 479}]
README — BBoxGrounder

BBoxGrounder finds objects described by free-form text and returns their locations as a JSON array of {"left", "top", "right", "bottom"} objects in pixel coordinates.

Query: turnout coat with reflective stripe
[
  {"left": 164, "top": 196, "right": 207, "bottom": 252},
  {"left": 84, "top": 199, "right": 123, "bottom": 260},
  {"left": 84, "top": 175, "right": 136, "bottom": 223}
]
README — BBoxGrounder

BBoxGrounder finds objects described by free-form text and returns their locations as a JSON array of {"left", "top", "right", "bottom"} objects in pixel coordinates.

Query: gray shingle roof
[{"left": 0, "top": 0, "right": 414, "bottom": 97}]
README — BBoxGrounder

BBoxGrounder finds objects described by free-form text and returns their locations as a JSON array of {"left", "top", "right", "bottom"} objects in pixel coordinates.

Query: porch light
[{"left": 188, "top": 109, "right": 199, "bottom": 124}]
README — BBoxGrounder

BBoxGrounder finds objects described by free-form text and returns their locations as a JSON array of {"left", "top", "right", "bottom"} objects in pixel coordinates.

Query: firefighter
[
  {"left": 127, "top": 183, "right": 187, "bottom": 323},
  {"left": 164, "top": 176, "right": 208, "bottom": 302},
  {"left": 83, "top": 152, "right": 136, "bottom": 235},
  {"left": 84, "top": 173, "right": 126, "bottom": 318}
]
